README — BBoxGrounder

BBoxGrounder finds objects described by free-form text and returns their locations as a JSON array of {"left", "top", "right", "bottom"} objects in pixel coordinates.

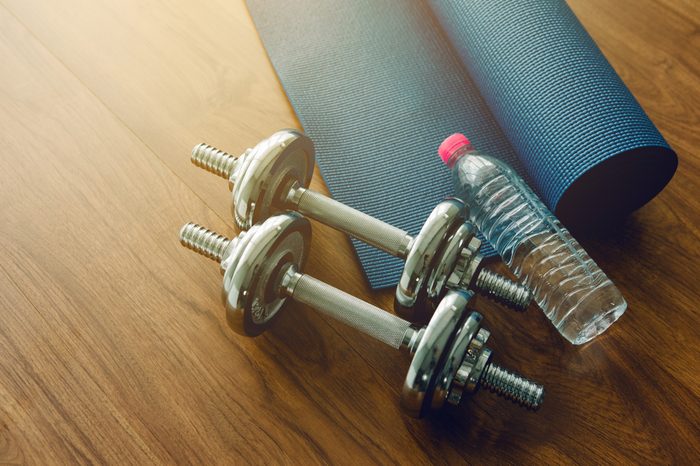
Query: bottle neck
[{"left": 446, "top": 145, "right": 477, "bottom": 169}]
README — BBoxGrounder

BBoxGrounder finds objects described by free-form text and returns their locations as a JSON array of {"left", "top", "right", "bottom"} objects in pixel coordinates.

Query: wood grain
[{"left": 0, "top": 0, "right": 698, "bottom": 464}]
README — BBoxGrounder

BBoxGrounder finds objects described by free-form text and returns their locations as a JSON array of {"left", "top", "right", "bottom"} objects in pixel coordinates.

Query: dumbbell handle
[
  {"left": 281, "top": 267, "right": 416, "bottom": 350},
  {"left": 287, "top": 186, "right": 413, "bottom": 259},
  {"left": 192, "top": 143, "right": 413, "bottom": 257}
]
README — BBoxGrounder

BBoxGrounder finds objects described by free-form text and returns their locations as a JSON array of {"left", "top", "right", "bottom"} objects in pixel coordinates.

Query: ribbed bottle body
[{"left": 451, "top": 152, "right": 626, "bottom": 344}]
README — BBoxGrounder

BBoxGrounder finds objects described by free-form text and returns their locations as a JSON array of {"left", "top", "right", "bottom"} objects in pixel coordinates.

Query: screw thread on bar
[
  {"left": 191, "top": 143, "right": 238, "bottom": 179},
  {"left": 475, "top": 269, "right": 532, "bottom": 312},
  {"left": 480, "top": 363, "right": 544, "bottom": 410},
  {"left": 179, "top": 223, "right": 231, "bottom": 263}
]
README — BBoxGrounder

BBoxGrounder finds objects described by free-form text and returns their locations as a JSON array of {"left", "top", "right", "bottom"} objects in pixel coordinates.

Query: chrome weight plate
[
  {"left": 231, "top": 130, "right": 315, "bottom": 229},
  {"left": 429, "top": 304, "right": 481, "bottom": 412},
  {"left": 425, "top": 220, "right": 476, "bottom": 304},
  {"left": 395, "top": 199, "right": 466, "bottom": 322},
  {"left": 223, "top": 213, "right": 311, "bottom": 336},
  {"left": 400, "top": 291, "right": 470, "bottom": 418}
]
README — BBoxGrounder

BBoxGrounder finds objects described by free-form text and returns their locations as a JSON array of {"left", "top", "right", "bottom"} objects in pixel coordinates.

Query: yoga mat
[{"left": 246, "top": 0, "right": 677, "bottom": 289}]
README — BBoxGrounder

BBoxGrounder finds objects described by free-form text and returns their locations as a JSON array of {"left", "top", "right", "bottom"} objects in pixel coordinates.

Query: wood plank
[
  {"left": 0, "top": 8, "right": 443, "bottom": 464},
  {"left": 5, "top": 0, "right": 417, "bottom": 390},
  {"left": 0, "top": 0, "right": 698, "bottom": 463}
]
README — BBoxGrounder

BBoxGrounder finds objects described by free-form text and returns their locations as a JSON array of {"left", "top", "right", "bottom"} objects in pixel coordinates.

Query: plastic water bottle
[{"left": 439, "top": 134, "right": 626, "bottom": 345}]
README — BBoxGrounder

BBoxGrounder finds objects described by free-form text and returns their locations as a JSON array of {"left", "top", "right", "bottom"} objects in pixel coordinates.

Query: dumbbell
[
  {"left": 178, "top": 213, "right": 544, "bottom": 418},
  {"left": 190, "top": 131, "right": 532, "bottom": 321}
]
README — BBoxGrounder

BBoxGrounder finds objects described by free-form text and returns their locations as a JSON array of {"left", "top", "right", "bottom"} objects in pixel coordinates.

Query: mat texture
[{"left": 246, "top": 0, "right": 677, "bottom": 289}]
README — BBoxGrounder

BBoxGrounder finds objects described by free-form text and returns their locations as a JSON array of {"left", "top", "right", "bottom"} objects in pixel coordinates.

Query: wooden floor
[{"left": 0, "top": 0, "right": 698, "bottom": 464}]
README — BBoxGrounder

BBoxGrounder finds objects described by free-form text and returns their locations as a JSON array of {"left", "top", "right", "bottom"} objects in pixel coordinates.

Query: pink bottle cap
[{"left": 438, "top": 133, "right": 472, "bottom": 165}]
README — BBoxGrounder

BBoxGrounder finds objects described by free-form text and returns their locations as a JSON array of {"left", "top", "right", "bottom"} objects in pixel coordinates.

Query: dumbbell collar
[{"left": 446, "top": 235, "right": 484, "bottom": 291}]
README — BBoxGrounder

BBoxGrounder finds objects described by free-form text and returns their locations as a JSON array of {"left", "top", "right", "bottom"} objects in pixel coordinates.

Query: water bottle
[{"left": 439, "top": 133, "right": 626, "bottom": 344}]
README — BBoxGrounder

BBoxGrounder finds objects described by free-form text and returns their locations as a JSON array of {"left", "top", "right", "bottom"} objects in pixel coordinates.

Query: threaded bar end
[
  {"left": 179, "top": 222, "right": 231, "bottom": 263},
  {"left": 191, "top": 143, "right": 238, "bottom": 179},
  {"left": 480, "top": 363, "right": 544, "bottom": 410},
  {"left": 475, "top": 269, "right": 532, "bottom": 312}
]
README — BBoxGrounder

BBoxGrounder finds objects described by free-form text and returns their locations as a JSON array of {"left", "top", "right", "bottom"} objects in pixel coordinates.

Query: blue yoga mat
[{"left": 246, "top": 0, "right": 677, "bottom": 289}]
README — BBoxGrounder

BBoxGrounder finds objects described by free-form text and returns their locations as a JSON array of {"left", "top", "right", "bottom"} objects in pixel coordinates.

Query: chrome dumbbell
[
  {"left": 178, "top": 213, "right": 544, "bottom": 418},
  {"left": 190, "top": 131, "right": 531, "bottom": 321}
]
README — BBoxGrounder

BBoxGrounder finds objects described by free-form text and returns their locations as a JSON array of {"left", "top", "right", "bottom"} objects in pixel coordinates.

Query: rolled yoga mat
[{"left": 246, "top": 0, "right": 677, "bottom": 289}]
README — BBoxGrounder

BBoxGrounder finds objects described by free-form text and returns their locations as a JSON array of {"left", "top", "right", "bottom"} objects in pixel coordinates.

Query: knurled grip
[
  {"left": 289, "top": 273, "right": 411, "bottom": 349},
  {"left": 291, "top": 187, "right": 412, "bottom": 258}
]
